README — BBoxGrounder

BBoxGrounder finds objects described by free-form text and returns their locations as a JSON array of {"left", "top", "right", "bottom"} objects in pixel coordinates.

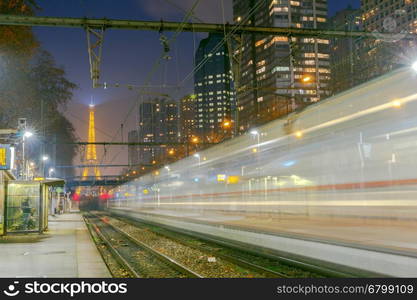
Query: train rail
[
  {"left": 96, "top": 211, "right": 340, "bottom": 278},
  {"left": 106, "top": 214, "right": 296, "bottom": 278},
  {"left": 84, "top": 213, "right": 202, "bottom": 278},
  {"left": 110, "top": 210, "right": 370, "bottom": 277}
]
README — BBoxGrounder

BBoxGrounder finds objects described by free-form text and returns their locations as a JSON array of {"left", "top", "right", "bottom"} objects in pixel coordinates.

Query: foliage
[{"left": 0, "top": 0, "right": 78, "bottom": 177}]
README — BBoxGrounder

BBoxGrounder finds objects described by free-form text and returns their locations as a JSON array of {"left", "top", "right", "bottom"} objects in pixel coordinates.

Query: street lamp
[
  {"left": 412, "top": 61, "right": 417, "bottom": 72},
  {"left": 48, "top": 168, "right": 54, "bottom": 178},
  {"left": 22, "top": 131, "right": 33, "bottom": 180},
  {"left": 24, "top": 131, "right": 33, "bottom": 138}
]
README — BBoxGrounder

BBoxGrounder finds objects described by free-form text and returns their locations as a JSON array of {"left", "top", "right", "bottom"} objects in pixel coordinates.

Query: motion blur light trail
[{"left": 108, "top": 67, "right": 417, "bottom": 277}]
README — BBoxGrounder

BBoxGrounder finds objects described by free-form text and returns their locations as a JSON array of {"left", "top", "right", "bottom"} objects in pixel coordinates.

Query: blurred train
[{"left": 108, "top": 67, "right": 417, "bottom": 276}]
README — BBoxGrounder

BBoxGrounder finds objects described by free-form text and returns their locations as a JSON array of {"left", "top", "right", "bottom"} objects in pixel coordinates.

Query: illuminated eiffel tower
[
  {"left": 76, "top": 103, "right": 101, "bottom": 195},
  {"left": 82, "top": 103, "right": 101, "bottom": 179}
]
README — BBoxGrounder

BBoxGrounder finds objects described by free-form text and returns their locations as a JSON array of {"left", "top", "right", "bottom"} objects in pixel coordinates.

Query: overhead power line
[{"left": 0, "top": 14, "right": 414, "bottom": 39}]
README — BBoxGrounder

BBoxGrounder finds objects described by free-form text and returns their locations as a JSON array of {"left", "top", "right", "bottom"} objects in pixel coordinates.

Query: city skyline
[{"left": 31, "top": 0, "right": 360, "bottom": 175}]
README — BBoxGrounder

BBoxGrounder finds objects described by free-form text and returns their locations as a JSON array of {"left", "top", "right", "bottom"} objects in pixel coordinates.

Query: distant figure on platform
[
  {"left": 58, "top": 200, "right": 64, "bottom": 215},
  {"left": 21, "top": 198, "right": 32, "bottom": 230}
]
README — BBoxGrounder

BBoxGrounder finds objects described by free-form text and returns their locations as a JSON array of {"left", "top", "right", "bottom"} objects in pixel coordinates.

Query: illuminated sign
[
  {"left": 217, "top": 174, "right": 226, "bottom": 182},
  {"left": 227, "top": 176, "right": 240, "bottom": 184},
  {"left": 0, "top": 145, "right": 11, "bottom": 170}
]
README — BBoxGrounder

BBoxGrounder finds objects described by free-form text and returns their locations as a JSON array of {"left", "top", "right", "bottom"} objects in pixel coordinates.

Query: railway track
[
  {"left": 84, "top": 213, "right": 203, "bottom": 278},
  {"left": 105, "top": 213, "right": 290, "bottom": 278},
  {"left": 90, "top": 211, "right": 330, "bottom": 278},
  {"left": 107, "top": 211, "right": 363, "bottom": 277}
]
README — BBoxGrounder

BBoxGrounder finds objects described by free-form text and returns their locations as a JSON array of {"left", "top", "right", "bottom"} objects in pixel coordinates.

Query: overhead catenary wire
[
  {"left": 97, "top": 0, "right": 203, "bottom": 169},
  {"left": 105, "top": 1, "right": 264, "bottom": 169},
  {"left": 178, "top": 0, "right": 264, "bottom": 87}
]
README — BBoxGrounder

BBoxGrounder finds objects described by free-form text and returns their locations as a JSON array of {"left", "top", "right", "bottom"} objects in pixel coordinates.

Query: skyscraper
[
  {"left": 179, "top": 94, "right": 196, "bottom": 143},
  {"left": 358, "top": 0, "right": 417, "bottom": 81},
  {"left": 194, "top": 33, "right": 235, "bottom": 143},
  {"left": 137, "top": 98, "right": 179, "bottom": 166},
  {"left": 233, "top": 0, "right": 331, "bottom": 132},
  {"left": 329, "top": 6, "right": 362, "bottom": 94}
]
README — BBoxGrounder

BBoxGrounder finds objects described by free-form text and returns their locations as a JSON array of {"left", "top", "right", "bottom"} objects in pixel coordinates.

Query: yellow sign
[
  {"left": 0, "top": 148, "right": 6, "bottom": 167},
  {"left": 227, "top": 176, "right": 240, "bottom": 184},
  {"left": 34, "top": 177, "right": 45, "bottom": 181},
  {"left": 217, "top": 174, "right": 226, "bottom": 182}
]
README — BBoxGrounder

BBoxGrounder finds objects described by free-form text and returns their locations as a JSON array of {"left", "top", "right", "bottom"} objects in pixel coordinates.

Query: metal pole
[{"left": 22, "top": 137, "right": 25, "bottom": 180}]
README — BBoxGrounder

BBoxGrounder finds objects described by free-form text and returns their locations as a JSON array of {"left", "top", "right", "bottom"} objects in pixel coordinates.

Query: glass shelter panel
[
  {"left": 6, "top": 183, "right": 41, "bottom": 233},
  {"left": 0, "top": 172, "right": 5, "bottom": 235}
]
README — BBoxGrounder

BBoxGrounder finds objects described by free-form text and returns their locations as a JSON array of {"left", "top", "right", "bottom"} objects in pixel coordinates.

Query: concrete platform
[{"left": 0, "top": 213, "right": 111, "bottom": 278}]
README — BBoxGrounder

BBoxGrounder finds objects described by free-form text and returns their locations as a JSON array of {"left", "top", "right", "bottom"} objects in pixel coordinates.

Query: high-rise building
[
  {"left": 358, "top": 0, "right": 417, "bottom": 81},
  {"left": 194, "top": 33, "right": 235, "bottom": 143},
  {"left": 179, "top": 94, "right": 196, "bottom": 143},
  {"left": 233, "top": 0, "right": 331, "bottom": 132},
  {"left": 329, "top": 6, "right": 362, "bottom": 94},
  {"left": 137, "top": 98, "right": 179, "bottom": 166}
]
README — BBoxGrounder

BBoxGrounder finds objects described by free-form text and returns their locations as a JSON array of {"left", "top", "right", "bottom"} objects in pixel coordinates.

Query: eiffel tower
[
  {"left": 76, "top": 103, "right": 101, "bottom": 195},
  {"left": 82, "top": 103, "right": 101, "bottom": 179}
]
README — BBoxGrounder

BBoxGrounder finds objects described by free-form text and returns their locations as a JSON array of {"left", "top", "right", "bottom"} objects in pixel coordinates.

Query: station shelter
[
  {"left": 0, "top": 179, "right": 64, "bottom": 235},
  {"left": 0, "top": 170, "right": 15, "bottom": 235}
]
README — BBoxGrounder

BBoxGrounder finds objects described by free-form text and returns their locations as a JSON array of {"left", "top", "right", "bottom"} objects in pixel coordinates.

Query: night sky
[{"left": 32, "top": 0, "right": 360, "bottom": 175}]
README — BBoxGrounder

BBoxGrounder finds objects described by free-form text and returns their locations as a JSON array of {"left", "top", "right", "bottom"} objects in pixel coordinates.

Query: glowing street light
[
  {"left": 412, "top": 61, "right": 417, "bottom": 72},
  {"left": 48, "top": 168, "right": 54, "bottom": 177},
  {"left": 42, "top": 155, "right": 49, "bottom": 161},
  {"left": 23, "top": 131, "right": 33, "bottom": 138}
]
